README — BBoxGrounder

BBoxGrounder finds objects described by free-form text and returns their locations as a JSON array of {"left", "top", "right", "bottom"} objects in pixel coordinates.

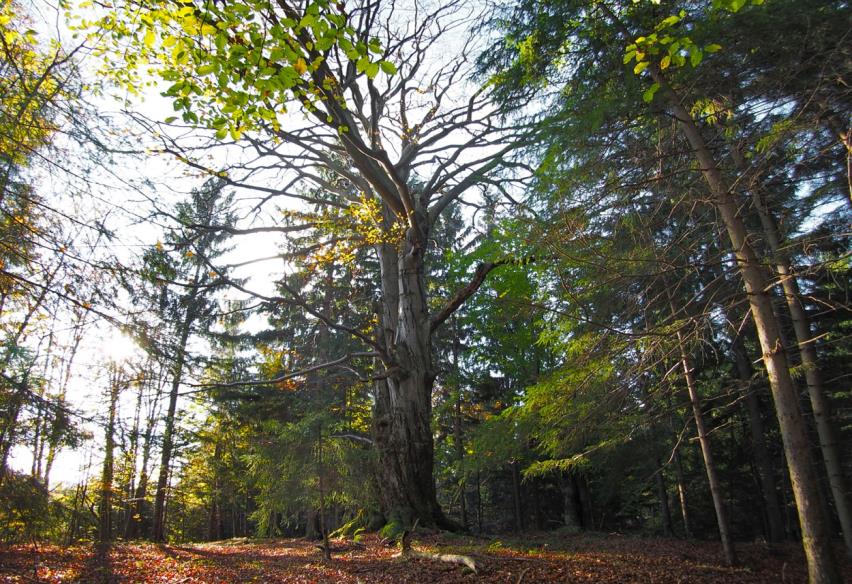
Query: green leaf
[
  {"left": 315, "top": 35, "right": 334, "bottom": 52},
  {"left": 642, "top": 82, "right": 660, "bottom": 103},
  {"left": 655, "top": 14, "right": 681, "bottom": 30},
  {"left": 365, "top": 61, "right": 380, "bottom": 79},
  {"left": 356, "top": 54, "right": 369, "bottom": 73},
  {"left": 299, "top": 14, "right": 316, "bottom": 30},
  {"left": 164, "top": 116, "right": 178, "bottom": 123},
  {"left": 690, "top": 48, "right": 703, "bottom": 67},
  {"left": 704, "top": 43, "right": 722, "bottom": 53},
  {"left": 379, "top": 60, "right": 397, "bottom": 75},
  {"left": 633, "top": 61, "right": 648, "bottom": 74}
]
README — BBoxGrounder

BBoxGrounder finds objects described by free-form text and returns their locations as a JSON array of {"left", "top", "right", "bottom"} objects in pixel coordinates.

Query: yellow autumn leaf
[{"left": 293, "top": 58, "right": 307, "bottom": 75}]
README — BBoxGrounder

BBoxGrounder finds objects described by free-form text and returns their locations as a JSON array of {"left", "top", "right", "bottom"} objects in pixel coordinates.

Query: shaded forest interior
[{"left": 1, "top": 0, "right": 850, "bottom": 582}]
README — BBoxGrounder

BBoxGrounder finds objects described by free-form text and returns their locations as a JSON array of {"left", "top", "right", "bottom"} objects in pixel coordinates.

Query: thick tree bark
[
  {"left": 649, "top": 65, "right": 841, "bottom": 583},
  {"left": 372, "top": 209, "right": 446, "bottom": 528}
]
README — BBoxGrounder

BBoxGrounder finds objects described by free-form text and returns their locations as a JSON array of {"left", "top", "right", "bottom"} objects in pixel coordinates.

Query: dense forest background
[{"left": 1, "top": 0, "right": 850, "bottom": 582}]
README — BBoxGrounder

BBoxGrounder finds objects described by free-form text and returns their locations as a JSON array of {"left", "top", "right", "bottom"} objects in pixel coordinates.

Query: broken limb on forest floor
[{"left": 395, "top": 520, "right": 479, "bottom": 573}]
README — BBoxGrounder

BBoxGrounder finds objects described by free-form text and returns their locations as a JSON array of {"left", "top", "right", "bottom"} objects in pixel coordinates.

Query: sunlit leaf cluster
[{"left": 78, "top": 0, "right": 395, "bottom": 138}]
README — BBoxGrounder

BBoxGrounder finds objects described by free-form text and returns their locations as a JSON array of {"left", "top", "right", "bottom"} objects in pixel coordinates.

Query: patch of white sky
[{"left": 12, "top": 0, "right": 525, "bottom": 486}]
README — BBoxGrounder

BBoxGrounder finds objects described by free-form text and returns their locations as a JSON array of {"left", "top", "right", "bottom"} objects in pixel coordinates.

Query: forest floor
[{"left": 1, "top": 532, "right": 848, "bottom": 583}]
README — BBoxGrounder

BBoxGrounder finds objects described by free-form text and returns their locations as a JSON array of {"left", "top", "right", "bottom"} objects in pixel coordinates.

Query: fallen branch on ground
[
  {"left": 394, "top": 520, "right": 479, "bottom": 573},
  {"left": 398, "top": 548, "right": 479, "bottom": 573}
]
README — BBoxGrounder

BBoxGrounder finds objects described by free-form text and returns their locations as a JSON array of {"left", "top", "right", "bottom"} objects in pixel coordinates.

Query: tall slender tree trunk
[
  {"left": 31, "top": 326, "right": 57, "bottom": 481},
  {"left": 648, "top": 64, "right": 841, "bottom": 582},
  {"left": 561, "top": 474, "right": 581, "bottom": 531},
  {"left": 577, "top": 475, "right": 594, "bottom": 528},
  {"left": 207, "top": 438, "right": 223, "bottom": 541},
  {"left": 452, "top": 325, "right": 468, "bottom": 528},
  {"left": 30, "top": 402, "right": 44, "bottom": 478},
  {"left": 730, "top": 328, "right": 786, "bottom": 543},
  {"left": 672, "top": 443, "right": 692, "bottom": 538},
  {"left": 317, "top": 426, "right": 330, "bottom": 560},
  {"left": 126, "top": 373, "right": 160, "bottom": 540},
  {"left": 511, "top": 460, "right": 524, "bottom": 532},
  {"left": 672, "top": 319, "right": 737, "bottom": 565},
  {"left": 152, "top": 315, "right": 192, "bottom": 542},
  {"left": 454, "top": 390, "right": 468, "bottom": 528},
  {"left": 122, "top": 379, "right": 144, "bottom": 538},
  {"left": 656, "top": 459, "right": 674, "bottom": 537},
  {"left": 748, "top": 188, "right": 852, "bottom": 556},
  {"left": 44, "top": 315, "right": 87, "bottom": 487},
  {"left": 476, "top": 470, "right": 483, "bottom": 533},
  {"left": 98, "top": 366, "right": 121, "bottom": 543}
]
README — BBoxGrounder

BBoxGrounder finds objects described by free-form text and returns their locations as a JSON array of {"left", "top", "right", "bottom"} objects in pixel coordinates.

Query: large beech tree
[{"left": 93, "top": 0, "right": 528, "bottom": 527}]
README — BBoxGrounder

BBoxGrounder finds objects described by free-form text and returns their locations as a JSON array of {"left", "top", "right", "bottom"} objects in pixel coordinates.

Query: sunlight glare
[{"left": 104, "top": 330, "right": 140, "bottom": 363}]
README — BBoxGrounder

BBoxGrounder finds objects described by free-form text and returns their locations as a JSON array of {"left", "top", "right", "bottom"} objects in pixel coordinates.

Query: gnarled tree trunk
[{"left": 372, "top": 209, "right": 446, "bottom": 528}]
